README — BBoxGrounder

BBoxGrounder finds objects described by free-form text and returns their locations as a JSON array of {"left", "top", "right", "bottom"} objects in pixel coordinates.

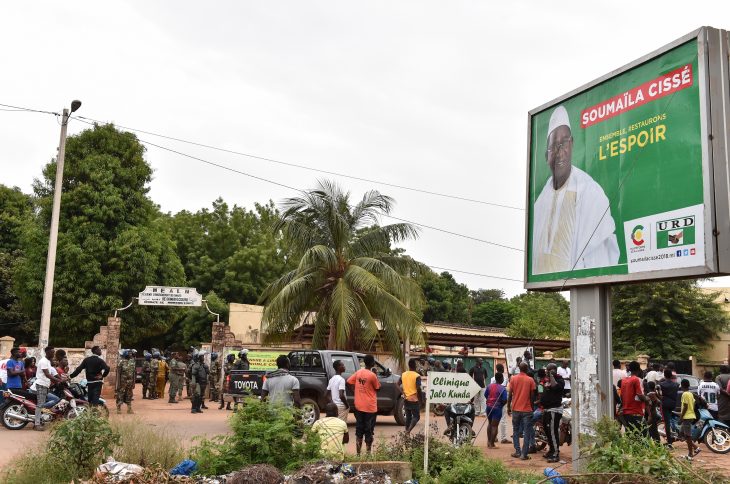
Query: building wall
[{"left": 228, "top": 303, "right": 264, "bottom": 345}]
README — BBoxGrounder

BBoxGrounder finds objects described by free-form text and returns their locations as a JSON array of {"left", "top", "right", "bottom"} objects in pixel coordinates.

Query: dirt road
[{"left": 1, "top": 385, "right": 728, "bottom": 479}]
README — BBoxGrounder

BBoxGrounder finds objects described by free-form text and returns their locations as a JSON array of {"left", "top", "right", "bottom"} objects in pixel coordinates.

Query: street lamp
[{"left": 38, "top": 100, "right": 82, "bottom": 349}]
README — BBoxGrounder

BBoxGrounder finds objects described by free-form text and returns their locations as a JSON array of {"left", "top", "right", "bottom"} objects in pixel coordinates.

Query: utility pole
[{"left": 38, "top": 100, "right": 81, "bottom": 349}]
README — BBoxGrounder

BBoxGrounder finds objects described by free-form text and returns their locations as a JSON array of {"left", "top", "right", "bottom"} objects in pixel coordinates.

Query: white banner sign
[
  {"left": 426, "top": 373, "right": 482, "bottom": 404},
  {"left": 138, "top": 286, "right": 202, "bottom": 307}
]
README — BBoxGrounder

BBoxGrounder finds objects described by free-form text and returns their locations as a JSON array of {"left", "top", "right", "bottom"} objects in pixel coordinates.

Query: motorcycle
[
  {"left": 444, "top": 402, "right": 475, "bottom": 446},
  {"left": 1, "top": 384, "right": 89, "bottom": 430},
  {"left": 659, "top": 408, "right": 730, "bottom": 454},
  {"left": 71, "top": 379, "right": 111, "bottom": 417},
  {"left": 534, "top": 398, "right": 572, "bottom": 451},
  {"left": 431, "top": 403, "right": 446, "bottom": 416}
]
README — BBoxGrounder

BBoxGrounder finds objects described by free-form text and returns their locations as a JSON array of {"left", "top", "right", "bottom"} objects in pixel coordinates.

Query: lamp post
[{"left": 38, "top": 100, "right": 82, "bottom": 349}]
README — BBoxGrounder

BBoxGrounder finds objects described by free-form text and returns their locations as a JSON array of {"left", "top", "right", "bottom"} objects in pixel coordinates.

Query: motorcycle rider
[
  {"left": 33, "top": 347, "right": 65, "bottom": 431},
  {"left": 541, "top": 363, "right": 565, "bottom": 463},
  {"left": 116, "top": 350, "right": 136, "bottom": 414},
  {"left": 220, "top": 353, "right": 236, "bottom": 410}
]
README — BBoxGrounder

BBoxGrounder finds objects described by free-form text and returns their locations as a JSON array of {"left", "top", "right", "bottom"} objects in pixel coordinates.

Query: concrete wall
[{"left": 228, "top": 303, "right": 264, "bottom": 344}]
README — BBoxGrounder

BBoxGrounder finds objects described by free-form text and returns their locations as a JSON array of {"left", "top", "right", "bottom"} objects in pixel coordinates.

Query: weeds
[{"left": 110, "top": 417, "right": 186, "bottom": 469}]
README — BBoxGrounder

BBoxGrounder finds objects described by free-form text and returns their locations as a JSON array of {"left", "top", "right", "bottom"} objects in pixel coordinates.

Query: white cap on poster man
[{"left": 547, "top": 105, "right": 571, "bottom": 139}]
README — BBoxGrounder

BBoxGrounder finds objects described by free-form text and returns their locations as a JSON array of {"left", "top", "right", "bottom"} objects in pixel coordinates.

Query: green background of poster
[{"left": 526, "top": 40, "right": 704, "bottom": 285}]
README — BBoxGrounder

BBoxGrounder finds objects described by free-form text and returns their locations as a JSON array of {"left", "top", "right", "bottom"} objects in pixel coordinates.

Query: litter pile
[
  {"left": 90, "top": 459, "right": 395, "bottom": 484},
  {"left": 285, "top": 462, "right": 392, "bottom": 484}
]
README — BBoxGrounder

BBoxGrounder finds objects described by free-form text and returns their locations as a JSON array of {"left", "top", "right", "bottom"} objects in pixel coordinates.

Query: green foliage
[
  {"left": 0, "top": 185, "right": 32, "bottom": 253},
  {"left": 419, "top": 271, "right": 471, "bottom": 324},
  {"left": 507, "top": 292, "right": 570, "bottom": 339},
  {"left": 584, "top": 417, "right": 714, "bottom": 483},
  {"left": 260, "top": 180, "right": 426, "bottom": 359},
  {"left": 1, "top": 451, "right": 76, "bottom": 484},
  {"left": 470, "top": 288, "right": 505, "bottom": 305},
  {"left": 49, "top": 410, "right": 120, "bottom": 478},
  {"left": 12, "top": 124, "right": 186, "bottom": 346},
  {"left": 110, "top": 417, "right": 185, "bottom": 469},
  {"left": 471, "top": 299, "right": 517, "bottom": 327},
  {"left": 612, "top": 280, "right": 729, "bottom": 359},
  {"left": 191, "top": 397, "right": 321, "bottom": 474},
  {"left": 372, "top": 430, "right": 539, "bottom": 483}
]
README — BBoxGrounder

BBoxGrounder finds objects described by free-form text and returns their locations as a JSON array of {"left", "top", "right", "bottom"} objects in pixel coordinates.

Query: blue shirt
[{"left": 5, "top": 359, "right": 24, "bottom": 389}]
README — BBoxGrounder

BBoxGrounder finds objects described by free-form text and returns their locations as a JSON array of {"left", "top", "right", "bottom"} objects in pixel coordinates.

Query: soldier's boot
[
  {"left": 126, "top": 404, "right": 134, "bottom": 414},
  {"left": 169, "top": 395, "right": 178, "bottom": 404},
  {"left": 191, "top": 397, "right": 197, "bottom": 414},
  {"left": 226, "top": 401, "right": 232, "bottom": 410},
  {"left": 201, "top": 397, "right": 208, "bottom": 410},
  {"left": 116, "top": 404, "right": 122, "bottom": 414},
  {"left": 218, "top": 397, "right": 224, "bottom": 409},
  {"left": 356, "top": 438, "right": 363, "bottom": 456}
]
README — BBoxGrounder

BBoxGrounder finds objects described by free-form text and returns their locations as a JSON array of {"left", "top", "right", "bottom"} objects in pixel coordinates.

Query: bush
[
  {"left": 371, "top": 429, "right": 540, "bottom": 484},
  {"left": 110, "top": 417, "right": 186, "bottom": 469},
  {"left": 584, "top": 417, "right": 716, "bottom": 483},
  {"left": 191, "top": 397, "right": 321, "bottom": 475},
  {"left": 2, "top": 411, "right": 119, "bottom": 484}
]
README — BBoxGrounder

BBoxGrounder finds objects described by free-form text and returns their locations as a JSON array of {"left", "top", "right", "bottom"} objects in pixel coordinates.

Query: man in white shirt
[
  {"left": 556, "top": 361, "right": 571, "bottom": 397},
  {"left": 644, "top": 363, "right": 663, "bottom": 386},
  {"left": 532, "top": 105, "right": 619, "bottom": 274},
  {"left": 326, "top": 360, "right": 349, "bottom": 422},
  {"left": 612, "top": 360, "right": 626, "bottom": 388},
  {"left": 698, "top": 370, "right": 721, "bottom": 419},
  {"left": 34, "top": 347, "right": 66, "bottom": 431}
]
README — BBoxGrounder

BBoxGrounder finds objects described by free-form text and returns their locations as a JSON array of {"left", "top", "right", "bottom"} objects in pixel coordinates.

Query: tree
[
  {"left": 0, "top": 185, "right": 34, "bottom": 341},
  {"left": 165, "top": 199, "right": 294, "bottom": 305},
  {"left": 470, "top": 288, "right": 505, "bottom": 305},
  {"left": 506, "top": 292, "right": 570, "bottom": 339},
  {"left": 612, "top": 280, "right": 729, "bottom": 359},
  {"left": 471, "top": 299, "right": 516, "bottom": 328},
  {"left": 259, "top": 180, "right": 426, "bottom": 359},
  {"left": 419, "top": 271, "right": 471, "bottom": 324},
  {"left": 13, "top": 124, "right": 186, "bottom": 346}
]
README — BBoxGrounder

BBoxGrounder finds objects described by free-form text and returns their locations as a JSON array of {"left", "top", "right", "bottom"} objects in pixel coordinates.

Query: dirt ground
[{"left": 1, "top": 385, "right": 728, "bottom": 479}]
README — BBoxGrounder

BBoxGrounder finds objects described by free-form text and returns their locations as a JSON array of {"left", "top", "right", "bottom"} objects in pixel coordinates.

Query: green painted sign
[{"left": 526, "top": 39, "right": 710, "bottom": 288}]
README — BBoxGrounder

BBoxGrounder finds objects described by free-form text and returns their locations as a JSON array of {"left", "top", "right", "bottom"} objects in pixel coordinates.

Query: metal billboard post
[{"left": 570, "top": 285, "right": 612, "bottom": 471}]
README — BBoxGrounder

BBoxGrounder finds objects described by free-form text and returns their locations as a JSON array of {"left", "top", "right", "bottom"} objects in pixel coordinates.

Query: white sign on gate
[{"left": 138, "top": 286, "right": 203, "bottom": 307}]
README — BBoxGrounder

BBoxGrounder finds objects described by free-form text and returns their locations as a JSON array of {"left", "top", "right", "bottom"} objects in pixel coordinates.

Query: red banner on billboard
[{"left": 580, "top": 64, "right": 693, "bottom": 128}]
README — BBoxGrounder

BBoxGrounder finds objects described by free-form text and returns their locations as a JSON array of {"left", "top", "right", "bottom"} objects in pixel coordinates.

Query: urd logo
[
  {"left": 631, "top": 225, "right": 645, "bottom": 246},
  {"left": 657, "top": 216, "right": 695, "bottom": 249}
]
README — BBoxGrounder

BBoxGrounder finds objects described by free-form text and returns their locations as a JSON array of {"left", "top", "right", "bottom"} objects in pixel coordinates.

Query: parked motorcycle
[
  {"left": 431, "top": 403, "right": 446, "bottom": 416},
  {"left": 1, "top": 385, "right": 89, "bottom": 430},
  {"left": 658, "top": 408, "right": 730, "bottom": 454},
  {"left": 534, "top": 398, "right": 572, "bottom": 451},
  {"left": 71, "top": 379, "right": 111, "bottom": 417},
  {"left": 444, "top": 402, "right": 475, "bottom": 446}
]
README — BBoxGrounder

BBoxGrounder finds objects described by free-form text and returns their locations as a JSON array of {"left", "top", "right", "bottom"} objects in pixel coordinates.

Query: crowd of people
[{"left": 613, "top": 360, "right": 730, "bottom": 461}]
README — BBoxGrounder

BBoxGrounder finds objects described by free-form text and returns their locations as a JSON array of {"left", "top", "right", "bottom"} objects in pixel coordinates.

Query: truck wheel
[
  {"left": 300, "top": 398, "right": 320, "bottom": 426},
  {"left": 394, "top": 397, "right": 406, "bottom": 426}
]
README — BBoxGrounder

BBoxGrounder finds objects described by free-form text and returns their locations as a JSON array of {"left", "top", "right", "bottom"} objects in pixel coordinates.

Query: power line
[
  {"left": 427, "top": 266, "right": 522, "bottom": 282},
  {"left": 73, "top": 114, "right": 524, "bottom": 211},
  {"left": 70, "top": 116, "right": 523, "bottom": 255},
  {"left": 0, "top": 102, "right": 60, "bottom": 116}
]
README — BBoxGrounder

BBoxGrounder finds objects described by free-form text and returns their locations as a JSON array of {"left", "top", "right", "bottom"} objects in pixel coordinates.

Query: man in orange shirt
[
  {"left": 507, "top": 362, "right": 537, "bottom": 460},
  {"left": 347, "top": 354, "right": 381, "bottom": 455}
]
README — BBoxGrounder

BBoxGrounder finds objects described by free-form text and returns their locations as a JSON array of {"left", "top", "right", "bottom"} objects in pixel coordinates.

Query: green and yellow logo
[{"left": 656, "top": 216, "right": 695, "bottom": 249}]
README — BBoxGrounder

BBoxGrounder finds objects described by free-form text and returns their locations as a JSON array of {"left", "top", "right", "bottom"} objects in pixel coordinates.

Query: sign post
[
  {"left": 423, "top": 373, "right": 482, "bottom": 475},
  {"left": 138, "top": 286, "right": 203, "bottom": 307},
  {"left": 523, "top": 27, "right": 730, "bottom": 471}
]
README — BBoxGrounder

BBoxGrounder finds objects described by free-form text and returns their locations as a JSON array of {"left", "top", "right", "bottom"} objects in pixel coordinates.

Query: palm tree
[{"left": 259, "top": 180, "right": 426, "bottom": 359}]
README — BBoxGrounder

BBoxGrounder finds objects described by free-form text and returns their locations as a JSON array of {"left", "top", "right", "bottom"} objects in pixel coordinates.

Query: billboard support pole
[{"left": 570, "top": 284, "right": 613, "bottom": 471}]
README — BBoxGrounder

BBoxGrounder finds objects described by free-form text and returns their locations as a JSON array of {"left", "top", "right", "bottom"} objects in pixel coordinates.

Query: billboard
[{"left": 524, "top": 28, "right": 725, "bottom": 289}]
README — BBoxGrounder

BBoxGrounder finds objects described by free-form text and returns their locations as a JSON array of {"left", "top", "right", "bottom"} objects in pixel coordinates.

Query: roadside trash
[
  {"left": 95, "top": 459, "right": 144, "bottom": 480},
  {"left": 403, "top": 480, "right": 419, "bottom": 484},
  {"left": 228, "top": 464, "right": 283, "bottom": 484},
  {"left": 285, "top": 461, "right": 392, "bottom": 484},
  {"left": 543, "top": 467, "right": 566, "bottom": 484},
  {"left": 171, "top": 459, "right": 199, "bottom": 476}
]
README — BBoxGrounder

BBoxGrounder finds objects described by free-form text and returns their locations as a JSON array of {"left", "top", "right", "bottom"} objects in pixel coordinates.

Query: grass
[{"left": 110, "top": 417, "right": 186, "bottom": 469}]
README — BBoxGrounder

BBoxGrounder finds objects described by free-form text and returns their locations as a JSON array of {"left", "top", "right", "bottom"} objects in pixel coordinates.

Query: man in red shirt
[
  {"left": 620, "top": 361, "right": 649, "bottom": 434},
  {"left": 507, "top": 362, "right": 537, "bottom": 460},
  {"left": 347, "top": 354, "right": 381, "bottom": 455}
]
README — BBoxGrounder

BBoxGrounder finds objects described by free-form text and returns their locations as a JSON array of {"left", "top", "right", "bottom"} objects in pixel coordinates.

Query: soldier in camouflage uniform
[
  {"left": 208, "top": 353, "right": 221, "bottom": 405},
  {"left": 219, "top": 353, "right": 235, "bottom": 410},
  {"left": 168, "top": 353, "right": 187, "bottom": 403},
  {"left": 190, "top": 352, "right": 209, "bottom": 414},
  {"left": 141, "top": 352, "right": 152, "bottom": 399},
  {"left": 149, "top": 351, "right": 159, "bottom": 399},
  {"left": 116, "top": 350, "right": 136, "bottom": 414}
]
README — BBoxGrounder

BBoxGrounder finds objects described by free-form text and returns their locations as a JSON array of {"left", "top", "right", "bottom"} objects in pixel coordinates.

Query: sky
[{"left": 2, "top": 1, "right": 730, "bottom": 298}]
